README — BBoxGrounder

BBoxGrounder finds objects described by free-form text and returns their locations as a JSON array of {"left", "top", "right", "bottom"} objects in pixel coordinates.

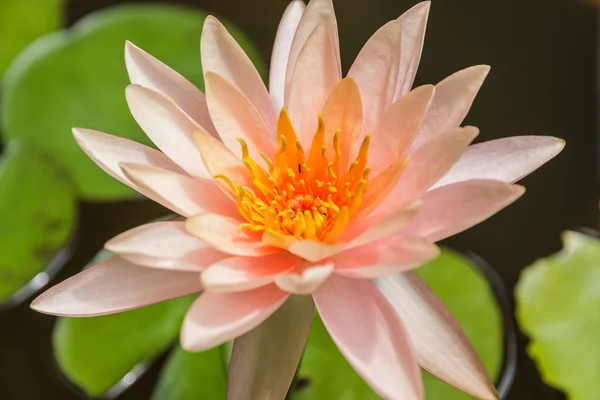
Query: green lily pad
[
  {"left": 1, "top": 3, "right": 264, "bottom": 200},
  {"left": 297, "top": 248, "right": 503, "bottom": 399},
  {"left": 54, "top": 271, "right": 197, "bottom": 397},
  {"left": 0, "top": 0, "right": 63, "bottom": 77},
  {"left": 152, "top": 345, "right": 227, "bottom": 400},
  {"left": 0, "top": 140, "right": 75, "bottom": 301},
  {"left": 516, "top": 231, "right": 600, "bottom": 400}
]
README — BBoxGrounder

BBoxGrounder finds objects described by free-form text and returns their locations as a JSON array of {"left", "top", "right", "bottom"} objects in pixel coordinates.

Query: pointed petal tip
[
  {"left": 465, "top": 64, "right": 491, "bottom": 80},
  {"left": 513, "top": 183, "right": 526, "bottom": 195},
  {"left": 202, "top": 15, "right": 222, "bottom": 32},
  {"left": 408, "top": 0, "right": 431, "bottom": 15},
  {"left": 71, "top": 127, "right": 86, "bottom": 139},
  {"left": 124, "top": 40, "right": 137, "bottom": 52}
]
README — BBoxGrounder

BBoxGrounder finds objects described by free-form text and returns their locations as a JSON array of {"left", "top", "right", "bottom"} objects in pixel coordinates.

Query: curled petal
[
  {"left": 375, "top": 272, "right": 499, "bottom": 400},
  {"left": 180, "top": 285, "right": 288, "bottom": 351},
  {"left": 270, "top": 1, "right": 306, "bottom": 110},
  {"left": 186, "top": 214, "right": 279, "bottom": 257},
  {"left": 314, "top": 276, "right": 423, "bottom": 400},
  {"left": 228, "top": 295, "right": 314, "bottom": 400},
  {"left": 201, "top": 16, "right": 277, "bottom": 132},
  {"left": 433, "top": 136, "right": 565, "bottom": 188},
  {"left": 105, "top": 221, "right": 227, "bottom": 271},
  {"left": 125, "top": 41, "right": 216, "bottom": 135},
  {"left": 30, "top": 257, "right": 202, "bottom": 317}
]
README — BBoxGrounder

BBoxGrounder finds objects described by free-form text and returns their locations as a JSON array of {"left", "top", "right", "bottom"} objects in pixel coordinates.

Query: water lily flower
[{"left": 31, "top": 0, "right": 564, "bottom": 399}]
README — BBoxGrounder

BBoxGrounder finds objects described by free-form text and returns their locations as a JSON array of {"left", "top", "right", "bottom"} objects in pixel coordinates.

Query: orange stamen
[{"left": 214, "top": 108, "right": 377, "bottom": 242}]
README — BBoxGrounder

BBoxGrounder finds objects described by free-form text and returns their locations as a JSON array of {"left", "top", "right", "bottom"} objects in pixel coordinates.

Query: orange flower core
[{"left": 217, "top": 108, "right": 372, "bottom": 242}]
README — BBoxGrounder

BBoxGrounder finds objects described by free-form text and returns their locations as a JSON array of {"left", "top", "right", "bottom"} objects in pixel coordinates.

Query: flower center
[{"left": 217, "top": 108, "right": 372, "bottom": 242}]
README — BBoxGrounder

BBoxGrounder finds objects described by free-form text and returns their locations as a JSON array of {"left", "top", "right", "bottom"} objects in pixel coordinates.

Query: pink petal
[
  {"left": 368, "top": 85, "right": 435, "bottom": 173},
  {"left": 286, "top": 24, "right": 341, "bottom": 146},
  {"left": 120, "top": 162, "right": 237, "bottom": 218},
  {"left": 332, "top": 236, "right": 439, "bottom": 279},
  {"left": 321, "top": 77, "right": 363, "bottom": 172},
  {"left": 105, "top": 221, "right": 227, "bottom": 271},
  {"left": 269, "top": 1, "right": 306, "bottom": 110},
  {"left": 402, "top": 179, "right": 525, "bottom": 242},
  {"left": 394, "top": 1, "right": 431, "bottom": 99},
  {"left": 186, "top": 214, "right": 279, "bottom": 257},
  {"left": 72, "top": 128, "right": 185, "bottom": 198},
  {"left": 228, "top": 295, "right": 313, "bottom": 400},
  {"left": 434, "top": 136, "right": 565, "bottom": 188},
  {"left": 30, "top": 257, "right": 202, "bottom": 317},
  {"left": 285, "top": 0, "right": 341, "bottom": 95},
  {"left": 412, "top": 65, "right": 490, "bottom": 150},
  {"left": 192, "top": 129, "right": 252, "bottom": 196},
  {"left": 275, "top": 262, "right": 334, "bottom": 294},
  {"left": 180, "top": 285, "right": 288, "bottom": 351},
  {"left": 124, "top": 41, "right": 216, "bottom": 135},
  {"left": 204, "top": 72, "right": 277, "bottom": 158},
  {"left": 348, "top": 20, "right": 402, "bottom": 133},
  {"left": 313, "top": 276, "right": 423, "bottom": 400},
  {"left": 201, "top": 16, "right": 277, "bottom": 132},
  {"left": 345, "top": 201, "right": 422, "bottom": 249},
  {"left": 375, "top": 272, "right": 499, "bottom": 400},
  {"left": 125, "top": 84, "right": 209, "bottom": 179},
  {"left": 377, "top": 126, "right": 478, "bottom": 216},
  {"left": 201, "top": 252, "right": 301, "bottom": 292}
]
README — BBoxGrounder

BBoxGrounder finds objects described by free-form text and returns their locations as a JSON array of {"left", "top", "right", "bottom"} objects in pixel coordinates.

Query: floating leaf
[
  {"left": 297, "top": 248, "right": 503, "bottom": 400},
  {"left": 0, "top": 0, "right": 63, "bottom": 77},
  {"left": 516, "top": 231, "right": 600, "bottom": 400},
  {"left": 1, "top": 4, "right": 264, "bottom": 200},
  {"left": 152, "top": 345, "right": 227, "bottom": 400},
  {"left": 54, "top": 278, "right": 196, "bottom": 396},
  {"left": 0, "top": 141, "right": 75, "bottom": 301}
]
